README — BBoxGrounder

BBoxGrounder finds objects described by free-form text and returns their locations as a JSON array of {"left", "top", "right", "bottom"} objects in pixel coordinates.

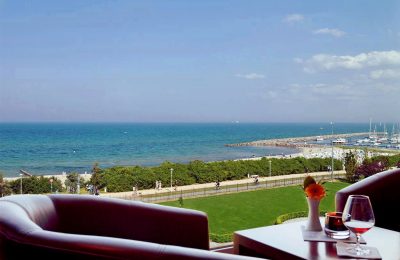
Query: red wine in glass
[
  {"left": 344, "top": 221, "right": 374, "bottom": 234},
  {"left": 342, "top": 195, "right": 375, "bottom": 256}
]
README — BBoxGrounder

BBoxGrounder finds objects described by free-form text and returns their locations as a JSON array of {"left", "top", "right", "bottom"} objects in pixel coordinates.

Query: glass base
[
  {"left": 346, "top": 245, "right": 371, "bottom": 256},
  {"left": 324, "top": 228, "right": 350, "bottom": 239}
]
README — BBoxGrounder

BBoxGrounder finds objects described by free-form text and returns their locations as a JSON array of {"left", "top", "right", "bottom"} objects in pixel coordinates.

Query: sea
[{"left": 0, "top": 122, "right": 370, "bottom": 177}]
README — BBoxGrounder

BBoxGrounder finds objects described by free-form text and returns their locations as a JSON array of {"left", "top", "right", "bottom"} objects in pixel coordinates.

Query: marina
[{"left": 226, "top": 131, "right": 400, "bottom": 151}]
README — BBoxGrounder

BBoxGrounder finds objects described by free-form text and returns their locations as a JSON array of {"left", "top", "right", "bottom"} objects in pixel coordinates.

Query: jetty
[{"left": 225, "top": 132, "right": 371, "bottom": 148}]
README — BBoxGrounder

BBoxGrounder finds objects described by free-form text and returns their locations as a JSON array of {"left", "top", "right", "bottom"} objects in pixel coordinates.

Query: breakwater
[{"left": 225, "top": 132, "right": 370, "bottom": 148}]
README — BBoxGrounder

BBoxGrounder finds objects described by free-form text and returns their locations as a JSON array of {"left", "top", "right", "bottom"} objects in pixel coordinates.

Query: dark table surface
[{"left": 234, "top": 219, "right": 400, "bottom": 259}]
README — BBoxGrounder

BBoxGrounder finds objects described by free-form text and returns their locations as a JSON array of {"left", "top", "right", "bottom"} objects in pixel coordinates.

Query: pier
[{"left": 225, "top": 132, "right": 372, "bottom": 148}]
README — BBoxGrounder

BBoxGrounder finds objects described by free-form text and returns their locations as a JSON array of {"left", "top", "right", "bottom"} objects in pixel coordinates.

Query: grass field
[{"left": 161, "top": 182, "right": 349, "bottom": 237}]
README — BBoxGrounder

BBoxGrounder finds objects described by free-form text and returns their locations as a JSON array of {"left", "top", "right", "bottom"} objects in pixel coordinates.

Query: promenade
[{"left": 100, "top": 170, "right": 346, "bottom": 203}]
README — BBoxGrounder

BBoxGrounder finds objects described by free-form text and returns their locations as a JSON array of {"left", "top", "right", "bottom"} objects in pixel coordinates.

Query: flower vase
[{"left": 305, "top": 197, "right": 322, "bottom": 231}]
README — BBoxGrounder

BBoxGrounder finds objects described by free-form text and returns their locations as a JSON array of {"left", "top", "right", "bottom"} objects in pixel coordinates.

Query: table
[{"left": 234, "top": 219, "right": 400, "bottom": 259}]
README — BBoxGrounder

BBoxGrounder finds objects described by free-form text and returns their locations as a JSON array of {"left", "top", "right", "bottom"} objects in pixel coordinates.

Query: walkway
[{"left": 100, "top": 170, "right": 346, "bottom": 202}]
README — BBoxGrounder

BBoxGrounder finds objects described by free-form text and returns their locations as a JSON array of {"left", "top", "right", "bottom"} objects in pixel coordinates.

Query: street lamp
[
  {"left": 330, "top": 122, "right": 334, "bottom": 180},
  {"left": 170, "top": 168, "right": 174, "bottom": 191},
  {"left": 19, "top": 170, "right": 32, "bottom": 194},
  {"left": 50, "top": 178, "right": 53, "bottom": 193},
  {"left": 269, "top": 160, "right": 272, "bottom": 177},
  {"left": 19, "top": 174, "right": 23, "bottom": 194},
  {"left": 77, "top": 174, "right": 80, "bottom": 194}
]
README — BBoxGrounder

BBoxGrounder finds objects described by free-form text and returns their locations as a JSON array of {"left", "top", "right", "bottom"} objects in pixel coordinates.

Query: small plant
[{"left": 178, "top": 196, "right": 184, "bottom": 207}]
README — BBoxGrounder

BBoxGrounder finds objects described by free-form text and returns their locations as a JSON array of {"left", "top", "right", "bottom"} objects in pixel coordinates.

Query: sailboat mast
[{"left": 369, "top": 118, "right": 372, "bottom": 137}]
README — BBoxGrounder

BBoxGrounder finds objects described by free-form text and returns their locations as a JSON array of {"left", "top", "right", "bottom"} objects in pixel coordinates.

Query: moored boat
[{"left": 332, "top": 138, "right": 346, "bottom": 144}]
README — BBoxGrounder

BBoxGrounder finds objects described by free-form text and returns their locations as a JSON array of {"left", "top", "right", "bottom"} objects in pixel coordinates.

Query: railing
[{"left": 105, "top": 172, "right": 346, "bottom": 203}]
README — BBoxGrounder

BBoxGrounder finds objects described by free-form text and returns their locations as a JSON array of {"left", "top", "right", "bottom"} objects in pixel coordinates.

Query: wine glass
[{"left": 342, "top": 195, "right": 375, "bottom": 256}]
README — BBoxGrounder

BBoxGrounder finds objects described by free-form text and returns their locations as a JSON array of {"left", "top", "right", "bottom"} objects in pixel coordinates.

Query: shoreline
[
  {"left": 4, "top": 132, "right": 397, "bottom": 181},
  {"left": 5, "top": 146, "right": 394, "bottom": 184},
  {"left": 4, "top": 172, "right": 92, "bottom": 185}
]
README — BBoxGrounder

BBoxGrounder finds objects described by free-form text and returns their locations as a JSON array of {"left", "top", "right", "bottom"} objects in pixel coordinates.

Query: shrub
[
  {"left": 209, "top": 233, "right": 232, "bottom": 243},
  {"left": 274, "top": 210, "right": 327, "bottom": 225},
  {"left": 90, "top": 157, "right": 344, "bottom": 192},
  {"left": 355, "top": 160, "right": 386, "bottom": 180},
  {"left": 8, "top": 176, "right": 63, "bottom": 194}
]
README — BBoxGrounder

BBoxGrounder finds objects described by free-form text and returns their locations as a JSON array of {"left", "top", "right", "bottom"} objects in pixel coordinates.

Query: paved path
[{"left": 100, "top": 170, "right": 345, "bottom": 199}]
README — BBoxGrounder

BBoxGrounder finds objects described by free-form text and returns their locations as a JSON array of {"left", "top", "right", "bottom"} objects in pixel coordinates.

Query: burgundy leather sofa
[
  {"left": 0, "top": 194, "right": 261, "bottom": 260},
  {"left": 335, "top": 168, "right": 400, "bottom": 232}
]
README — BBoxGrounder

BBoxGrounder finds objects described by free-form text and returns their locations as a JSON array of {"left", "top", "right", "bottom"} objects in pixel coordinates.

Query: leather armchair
[
  {"left": 335, "top": 168, "right": 400, "bottom": 232},
  {"left": 0, "top": 194, "right": 261, "bottom": 260}
]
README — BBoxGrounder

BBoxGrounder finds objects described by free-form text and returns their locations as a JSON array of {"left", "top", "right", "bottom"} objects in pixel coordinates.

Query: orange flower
[{"left": 305, "top": 183, "right": 326, "bottom": 200}]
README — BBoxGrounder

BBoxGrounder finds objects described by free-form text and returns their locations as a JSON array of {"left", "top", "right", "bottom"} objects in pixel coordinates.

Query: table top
[{"left": 234, "top": 219, "right": 400, "bottom": 260}]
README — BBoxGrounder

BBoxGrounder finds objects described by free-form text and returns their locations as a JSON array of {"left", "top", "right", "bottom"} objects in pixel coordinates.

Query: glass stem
[{"left": 355, "top": 233, "right": 361, "bottom": 254}]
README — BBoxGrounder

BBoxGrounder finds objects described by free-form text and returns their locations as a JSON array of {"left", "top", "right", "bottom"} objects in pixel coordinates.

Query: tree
[
  {"left": 65, "top": 173, "right": 83, "bottom": 193},
  {"left": 90, "top": 163, "right": 105, "bottom": 194},
  {"left": 344, "top": 151, "right": 358, "bottom": 182},
  {"left": 0, "top": 173, "right": 12, "bottom": 197}
]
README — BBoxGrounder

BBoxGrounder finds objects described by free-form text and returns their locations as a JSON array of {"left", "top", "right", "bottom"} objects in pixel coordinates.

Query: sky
[{"left": 0, "top": 0, "right": 399, "bottom": 123}]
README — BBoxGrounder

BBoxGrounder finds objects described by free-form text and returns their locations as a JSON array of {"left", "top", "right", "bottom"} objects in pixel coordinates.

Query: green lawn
[{"left": 161, "top": 182, "right": 349, "bottom": 237}]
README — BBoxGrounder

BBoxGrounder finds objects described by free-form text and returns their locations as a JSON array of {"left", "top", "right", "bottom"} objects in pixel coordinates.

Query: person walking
[{"left": 215, "top": 180, "right": 220, "bottom": 190}]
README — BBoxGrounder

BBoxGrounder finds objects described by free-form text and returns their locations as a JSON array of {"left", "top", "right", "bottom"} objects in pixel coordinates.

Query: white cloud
[
  {"left": 283, "top": 14, "right": 304, "bottom": 24},
  {"left": 293, "top": 57, "right": 303, "bottom": 64},
  {"left": 301, "top": 50, "right": 400, "bottom": 73},
  {"left": 374, "top": 83, "right": 397, "bottom": 93},
  {"left": 313, "top": 28, "right": 346, "bottom": 38},
  {"left": 235, "top": 73, "right": 265, "bottom": 80},
  {"left": 369, "top": 69, "right": 400, "bottom": 79}
]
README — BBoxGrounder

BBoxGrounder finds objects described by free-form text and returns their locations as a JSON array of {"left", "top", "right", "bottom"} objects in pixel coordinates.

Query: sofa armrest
[
  {"left": 335, "top": 168, "right": 400, "bottom": 231},
  {"left": 50, "top": 195, "right": 210, "bottom": 249},
  {"left": 4, "top": 230, "right": 260, "bottom": 260}
]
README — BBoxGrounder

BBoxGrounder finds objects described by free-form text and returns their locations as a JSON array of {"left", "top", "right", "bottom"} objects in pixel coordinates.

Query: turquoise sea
[{"left": 0, "top": 123, "right": 369, "bottom": 176}]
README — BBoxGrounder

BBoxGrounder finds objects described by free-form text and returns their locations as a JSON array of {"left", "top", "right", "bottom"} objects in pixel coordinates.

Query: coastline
[
  {"left": 4, "top": 172, "right": 92, "bottom": 185},
  {"left": 0, "top": 123, "right": 373, "bottom": 176},
  {"left": 3, "top": 132, "right": 397, "bottom": 183}
]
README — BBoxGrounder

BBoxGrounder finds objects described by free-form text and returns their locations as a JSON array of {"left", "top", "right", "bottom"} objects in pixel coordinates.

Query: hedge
[{"left": 96, "top": 157, "right": 343, "bottom": 192}]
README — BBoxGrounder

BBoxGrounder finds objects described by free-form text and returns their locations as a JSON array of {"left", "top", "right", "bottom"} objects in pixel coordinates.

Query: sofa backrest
[
  {"left": 335, "top": 168, "right": 400, "bottom": 232},
  {"left": 49, "top": 195, "right": 210, "bottom": 250},
  {"left": 0, "top": 194, "right": 261, "bottom": 260},
  {"left": 0, "top": 194, "right": 209, "bottom": 250}
]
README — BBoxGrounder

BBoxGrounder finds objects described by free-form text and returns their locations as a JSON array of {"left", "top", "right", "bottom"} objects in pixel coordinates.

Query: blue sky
[{"left": 1, "top": 0, "right": 399, "bottom": 122}]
